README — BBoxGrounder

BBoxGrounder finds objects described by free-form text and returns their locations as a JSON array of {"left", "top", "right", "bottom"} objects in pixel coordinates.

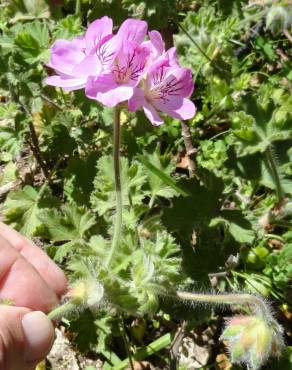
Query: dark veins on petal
[{"left": 153, "top": 76, "right": 184, "bottom": 103}]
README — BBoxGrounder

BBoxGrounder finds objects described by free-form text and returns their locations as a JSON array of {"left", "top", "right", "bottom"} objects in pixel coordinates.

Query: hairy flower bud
[
  {"left": 221, "top": 315, "right": 284, "bottom": 370},
  {"left": 67, "top": 279, "right": 104, "bottom": 309},
  {"left": 266, "top": 5, "right": 292, "bottom": 34}
]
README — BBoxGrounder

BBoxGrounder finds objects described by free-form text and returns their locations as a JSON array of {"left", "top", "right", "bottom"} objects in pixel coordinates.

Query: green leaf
[
  {"left": 230, "top": 111, "right": 256, "bottom": 141},
  {"left": 141, "top": 150, "right": 179, "bottom": 207},
  {"left": 0, "top": 126, "right": 23, "bottom": 157},
  {"left": 2, "top": 185, "right": 58, "bottom": 237},
  {"left": 38, "top": 204, "right": 96, "bottom": 261},
  {"left": 113, "top": 332, "right": 174, "bottom": 370},
  {"left": 63, "top": 153, "right": 98, "bottom": 206},
  {"left": 0, "top": 162, "right": 18, "bottom": 186},
  {"left": 234, "top": 96, "right": 292, "bottom": 156},
  {"left": 91, "top": 155, "right": 147, "bottom": 216},
  {"left": 14, "top": 21, "right": 50, "bottom": 63},
  {"left": 8, "top": 0, "right": 50, "bottom": 22},
  {"left": 137, "top": 154, "right": 189, "bottom": 197},
  {"left": 210, "top": 210, "right": 255, "bottom": 244},
  {"left": 53, "top": 15, "right": 83, "bottom": 40},
  {"left": 255, "top": 36, "right": 277, "bottom": 62}
]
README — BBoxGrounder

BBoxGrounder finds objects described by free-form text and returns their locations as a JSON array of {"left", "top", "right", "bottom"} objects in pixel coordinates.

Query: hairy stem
[
  {"left": 174, "top": 291, "right": 271, "bottom": 319},
  {"left": 181, "top": 120, "right": 197, "bottom": 177},
  {"left": 264, "top": 146, "right": 284, "bottom": 203},
  {"left": 106, "top": 106, "right": 123, "bottom": 267},
  {"left": 27, "top": 122, "right": 50, "bottom": 179},
  {"left": 48, "top": 302, "right": 76, "bottom": 320}
]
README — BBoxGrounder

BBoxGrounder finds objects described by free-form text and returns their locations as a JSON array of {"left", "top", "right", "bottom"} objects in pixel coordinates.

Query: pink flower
[
  {"left": 45, "top": 16, "right": 113, "bottom": 91},
  {"left": 45, "top": 16, "right": 196, "bottom": 125},
  {"left": 143, "top": 30, "right": 178, "bottom": 66},
  {"left": 85, "top": 19, "right": 149, "bottom": 107},
  {"left": 128, "top": 58, "right": 196, "bottom": 125}
]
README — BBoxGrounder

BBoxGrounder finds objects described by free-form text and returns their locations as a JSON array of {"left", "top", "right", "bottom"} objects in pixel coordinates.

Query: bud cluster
[{"left": 221, "top": 314, "right": 284, "bottom": 370}]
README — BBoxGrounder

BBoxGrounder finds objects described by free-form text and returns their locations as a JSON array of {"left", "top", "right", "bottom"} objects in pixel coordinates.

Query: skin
[{"left": 0, "top": 222, "right": 67, "bottom": 370}]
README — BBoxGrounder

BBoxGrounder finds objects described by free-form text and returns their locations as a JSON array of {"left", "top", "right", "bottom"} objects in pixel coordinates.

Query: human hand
[{"left": 0, "top": 222, "right": 67, "bottom": 370}]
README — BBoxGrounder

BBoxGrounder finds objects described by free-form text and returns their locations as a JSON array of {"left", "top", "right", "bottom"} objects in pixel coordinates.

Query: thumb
[{"left": 0, "top": 305, "right": 54, "bottom": 370}]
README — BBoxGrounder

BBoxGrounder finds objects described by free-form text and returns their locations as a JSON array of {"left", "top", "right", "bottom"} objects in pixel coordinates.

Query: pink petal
[
  {"left": 148, "top": 30, "right": 165, "bottom": 56},
  {"left": 45, "top": 75, "right": 86, "bottom": 91},
  {"left": 165, "top": 47, "right": 179, "bottom": 66},
  {"left": 154, "top": 97, "right": 196, "bottom": 121},
  {"left": 143, "top": 102, "right": 164, "bottom": 126},
  {"left": 49, "top": 38, "right": 85, "bottom": 75},
  {"left": 147, "top": 58, "right": 169, "bottom": 80},
  {"left": 165, "top": 67, "right": 194, "bottom": 97},
  {"left": 128, "top": 88, "right": 146, "bottom": 112},
  {"left": 117, "top": 19, "right": 147, "bottom": 44},
  {"left": 147, "top": 63, "right": 194, "bottom": 98},
  {"left": 95, "top": 34, "right": 118, "bottom": 67},
  {"left": 98, "top": 85, "right": 134, "bottom": 107},
  {"left": 72, "top": 55, "right": 101, "bottom": 77},
  {"left": 85, "top": 16, "right": 113, "bottom": 54},
  {"left": 115, "top": 40, "right": 150, "bottom": 84},
  {"left": 85, "top": 74, "right": 134, "bottom": 107}
]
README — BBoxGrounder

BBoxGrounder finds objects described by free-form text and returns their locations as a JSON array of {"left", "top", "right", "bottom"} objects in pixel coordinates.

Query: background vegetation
[{"left": 0, "top": 0, "right": 291, "bottom": 369}]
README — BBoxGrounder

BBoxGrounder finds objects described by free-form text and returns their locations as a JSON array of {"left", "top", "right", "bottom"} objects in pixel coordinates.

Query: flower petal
[
  {"left": 72, "top": 55, "right": 101, "bottom": 77},
  {"left": 148, "top": 30, "right": 165, "bottom": 56},
  {"left": 85, "top": 16, "right": 113, "bottom": 54},
  {"left": 165, "top": 47, "right": 179, "bottom": 66},
  {"left": 128, "top": 88, "right": 146, "bottom": 112},
  {"left": 149, "top": 64, "right": 194, "bottom": 98},
  {"left": 165, "top": 67, "right": 194, "bottom": 97},
  {"left": 49, "top": 37, "right": 85, "bottom": 75},
  {"left": 143, "top": 102, "right": 164, "bottom": 126},
  {"left": 95, "top": 34, "right": 118, "bottom": 67},
  {"left": 154, "top": 97, "right": 196, "bottom": 121},
  {"left": 45, "top": 75, "right": 86, "bottom": 91},
  {"left": 85, "top": 73, "right": 134, "bottom": 107},
  {"left": 117, "top": 19, "right": 147, "bottom": 43},
  {"left": 115, "top": 40, "right": 150, "bottom": 83}
]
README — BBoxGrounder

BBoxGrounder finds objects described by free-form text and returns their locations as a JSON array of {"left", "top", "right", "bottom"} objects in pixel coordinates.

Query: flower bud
[
  {"left": 67, "top": 279, "right": 104, "bottom": 309},
  {"left": 221, "top": 315, "right": 284, "bottom": 370},
  {"left": 266, "top": 5, "right": 292, "bottom": 34}
]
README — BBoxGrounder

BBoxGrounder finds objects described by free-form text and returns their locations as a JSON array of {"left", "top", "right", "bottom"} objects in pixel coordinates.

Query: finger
[
  {"left": 0, "top": 235, "right": 59, "bottom": 312},
  {"left": 0, "top": 305, "right": 54, "bottom": 370},
  {"left": 0, "top": 222, "right": 67, "bottom": 297}
]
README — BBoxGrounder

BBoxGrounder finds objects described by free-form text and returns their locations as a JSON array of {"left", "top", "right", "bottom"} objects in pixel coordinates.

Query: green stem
[
  {"left": 272, "top": 220, "right": 292, "bottom": 228},
  {"left": 48, "top": 302, "right": 76, "bottom": 320},
  {"left": 121, "top": 315, "right": 134, "bottom": 370},
  {"left": 174, "top": 291, "right": 270, "bottom": 319},
  {"left": 265, "top": 146, "right": 284, "bottom": 203},
  {"left": 106, "top": 106, "right": 123, "bottom": 267},
  {"left": 178, "top": 23, "right": 213, "bottom": 63},
  {"left": 75, "top": 0, "right": 81, "bottom": 14}
]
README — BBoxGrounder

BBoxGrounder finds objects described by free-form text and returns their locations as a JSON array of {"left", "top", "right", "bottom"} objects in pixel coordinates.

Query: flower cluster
[{"left": 46, "top": 17, "right": 196, "bottom": 125}]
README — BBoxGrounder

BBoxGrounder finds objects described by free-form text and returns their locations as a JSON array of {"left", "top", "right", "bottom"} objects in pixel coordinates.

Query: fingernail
[{"left": 22, "top": 311, "right": 54, "bottom": 362}]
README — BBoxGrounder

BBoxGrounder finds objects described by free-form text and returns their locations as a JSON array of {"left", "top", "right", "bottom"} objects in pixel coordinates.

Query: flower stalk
[
  {"left": 48, "top": 302, "right": 76, "bottom": 321},
  {"left": 175, "top": 291, "right": 270, "bottom": 317},
  {"left": 106, "top": 106, "right": 123, "bottom": 267}
]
